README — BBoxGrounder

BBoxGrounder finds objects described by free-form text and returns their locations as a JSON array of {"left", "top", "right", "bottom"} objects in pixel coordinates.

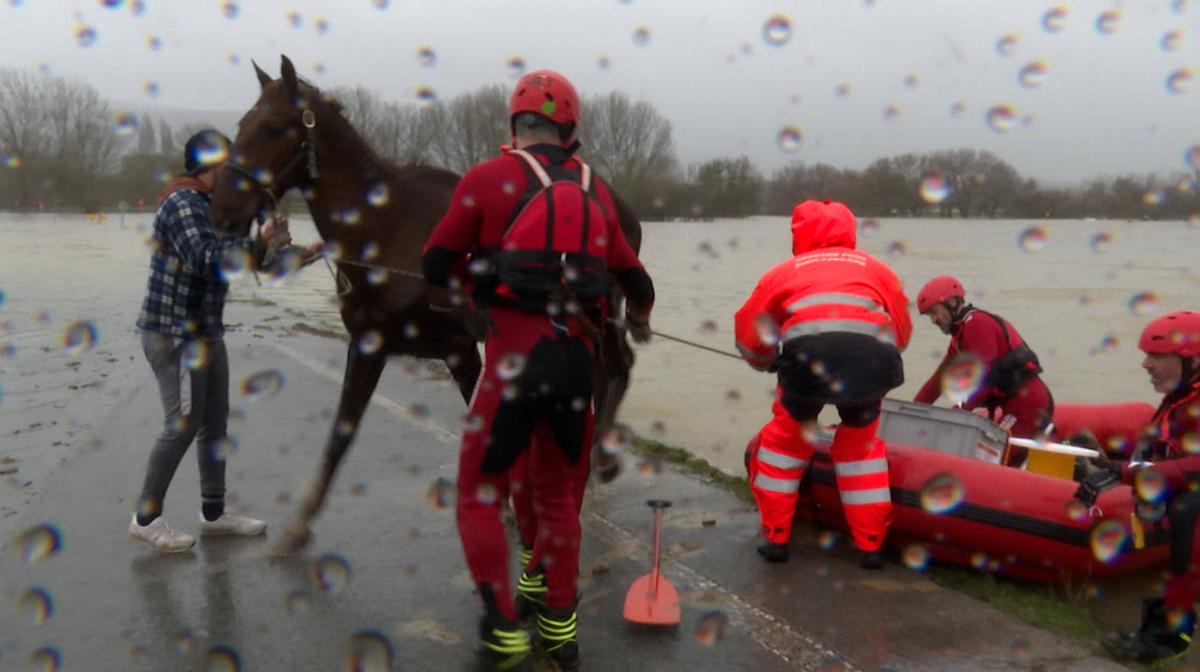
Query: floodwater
[{"left": 2, "top": 211, "right": 1197, "bottom": 480}]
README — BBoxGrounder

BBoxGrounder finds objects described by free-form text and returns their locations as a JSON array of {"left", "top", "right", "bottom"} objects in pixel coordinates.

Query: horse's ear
[
  {"left": 280, "top": 55, "right": 299, "bottom": 97},
  {"left": 252, "top": 60, "right": 272, "bottom": 89}
]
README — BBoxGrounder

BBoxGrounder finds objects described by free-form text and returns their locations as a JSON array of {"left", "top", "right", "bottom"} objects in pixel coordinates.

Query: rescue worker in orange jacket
[
  {"left": 1075, "top": 311, "right": 1200, "bottom": 662},
  {"left": 913, "top": 275, "right": 1054, "bottom": 465},
  {"left": 422, "top": 69, "right": 654, "bottom": 671},
  {"left": 735, "top": 200, "right": 911, "bottom": 568}
]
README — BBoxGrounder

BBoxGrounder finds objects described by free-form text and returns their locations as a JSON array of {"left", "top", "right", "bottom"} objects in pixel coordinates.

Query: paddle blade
[{"left": 622, "top": 571, "right": 681, "bottom": 625}]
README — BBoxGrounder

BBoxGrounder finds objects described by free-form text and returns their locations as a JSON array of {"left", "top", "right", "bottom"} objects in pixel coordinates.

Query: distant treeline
[{"left": 1, "top": 66, "right": 1197, "bottom": 220}]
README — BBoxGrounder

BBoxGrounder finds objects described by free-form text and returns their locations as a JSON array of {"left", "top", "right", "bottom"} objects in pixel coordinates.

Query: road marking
[{"left": 265, "top": 340, "right": 461, "bottom": 444}]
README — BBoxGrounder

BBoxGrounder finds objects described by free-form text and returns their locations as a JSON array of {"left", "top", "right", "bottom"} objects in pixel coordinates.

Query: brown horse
[{"left": 210, "top": 55, "right": 639, "bottom": 555}]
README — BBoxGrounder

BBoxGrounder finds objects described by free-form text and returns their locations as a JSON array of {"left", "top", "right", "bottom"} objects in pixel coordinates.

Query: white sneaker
[
  {"left": 198, "top": 511, "right": 267, "bottom": 536},
  {"left": 129, "top": 514, "right": 196, "bottom": 553}
]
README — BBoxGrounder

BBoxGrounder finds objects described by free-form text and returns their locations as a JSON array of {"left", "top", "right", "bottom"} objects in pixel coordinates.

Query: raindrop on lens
[
  {"left": 313, "top": 553, "right": 352, "bottom": 594},
  {"left": 632, "top": 26, "right": 650, "bottom": 46},
  {"left": 1128, "top": 292, "right": 1158, "bottom": 316},
  {"left": 1135, "top": 469, "right": 1167, "bottom": 502},
  {"left": 1065, "top": 499, "right": 1089, "bottom": 522},
  {"left": 903, "top": 544, "right": 930, "bottom": 570},
  {"left": 143, "top": 81, "right": 159, "bottom": 97},
  {"left": 694, "top": 609, "right": 729, "bottom": 646},
  {"left": 882, "top": 104, "right": 900, "bottom": 122},
  {"left": 357, "top": 330, "right": 383, "bottom": 355},
  {"left": 181, "top": 340, "right": 209, "bottom": 370},
  {"left": 776, "top": 126, "right": 802, "bottom": 153},
  {"left": 348, "top": 629, "right": 394, "bottom": 671},
  {"left": 407, "top": 403, "right": 430, "bottom": 420},
  {"left": 920, "top": 472, "right": 965, "bottom": 514},
  {"left": 886, "top": 241, "right": 907, "bottom": 257},
  {"left": 1089, "top": 519, "right": 1127, "bottom": 564},
  {"left": 1167, "top": 68, "right": 1194, "bottom": 94},
  {"left": 416, "top": 45, "right": 436, "bottom": 67},
  {"left": 1089, "top": 232, "right": 1113, "bottom": 252},
  {"left": 414, "top": 86, "right": 437, "bottom": 106},
  {"left": 201, "top": 644, "right": 241, "bottom": 672},
  {"left": 1042, "top": 7, "right": 1067, "bottom": 33},
  {"left": 1017, "top": 61, "right": 1047, "bottom": 88},
  {"left": 505, "top": 56, "right": 526, "bottom": 79},
  {"left": 285, "top": 10, "right": 301, "bottom": 27},
  {"left": 1162, "top": 30, "right": 1182, "bottom": 52},
  {"left": 995, "top": 34, "right": 1018, "bottom": 56},
  {"left": 699, "top": 320, "right": 718, "bottom": 335},
  {"left": 1095, "top": 10, "right": 1121, "bottom": 34},
  {"left": 285, "top": 589, "right": 311, "bottom": 615},
  {"left": 859, "top": 218, "right": 879, "bottom": 237},
  {"left": 762, "top": 14, "right": 792, "bottom": 46},
  {"left": 29, "top": 647, "right": 61, "bottom": 671},
  {"left": 817, "top": 530, "right": 837, "bottom": 549},
  {"left": 1184, "top": 145, "right": 1200, "bottom": 171},
  {"left": 1016, "top": 225, "right": 1048, "bottom": 252},
  {"left": 496, "top": 352, "right": 526, "bottom": 380},
  {"left": 918, "top": 173, "right": 953, "bottom": 204},
  {"left": 985, "top": 105, "right": 1017, "bottom": 133},
  {"left": 221, "top": 0, "right": 238, "bottom": 18},
  {"left": 426, "top": 477, "right": 455, "bottom": 509},
  {"left": 16, "top": 586, "right": 53, "bottom": 625},
  {"left": 366, "top": 182, "right": 389, "bottom": 207},
  {"left": 218, "top": 247, "right": 251, "bottom": 281},
  {"left": 111, "top": 112, "right": 138, "bottom": 136},
  {"left": 61, "top": 320, "right": 97, "bottom": 354},
  {"left": 75, "top": 24, "right": 97, "bottom": 47},
  {"left": 241, "top": 369, "right": 284, "bottom": 401},
  {"left": 940, "top": 354, "right": 984, "bottom": 404}
]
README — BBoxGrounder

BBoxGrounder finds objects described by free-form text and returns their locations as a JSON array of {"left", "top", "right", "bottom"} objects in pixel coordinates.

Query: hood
[
  {"left": 157, "top": 176, "right": 211, "bottom": 205},
  {"left": 790, "top": 200, "right": 857, "bottom": 255}
]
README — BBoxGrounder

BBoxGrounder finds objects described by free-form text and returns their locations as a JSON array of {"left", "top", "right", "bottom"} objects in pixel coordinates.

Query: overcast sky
[{"left": 1, "top": 0, "right": 1197, "bottom": 183}]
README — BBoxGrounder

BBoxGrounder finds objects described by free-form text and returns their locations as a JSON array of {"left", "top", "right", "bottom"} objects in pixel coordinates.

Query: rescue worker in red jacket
[
  {"left": 422, "top": 69, "right": 654, "bottom": 672},
  {"left": 913, "top": 275, "right": 1054, "bottom": 465},
  {"left": 1076, "top": 311, "right": 1200, "bottom": 662},
  {"left": 735, "top": 200, "right": 911, "bottom": 568}
]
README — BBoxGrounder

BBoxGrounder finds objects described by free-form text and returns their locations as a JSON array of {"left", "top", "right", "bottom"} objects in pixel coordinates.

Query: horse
[{"left": 210, "top": 55, "right": 640, "bottom": 556}]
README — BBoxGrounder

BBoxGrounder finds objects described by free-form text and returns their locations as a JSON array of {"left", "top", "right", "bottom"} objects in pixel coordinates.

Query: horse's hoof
[
  {"left": 269, "top": 524, "right": 313, "bottom": 558},
  {"left": 594, "top": 456, "right": 621, "bottom": 483}
]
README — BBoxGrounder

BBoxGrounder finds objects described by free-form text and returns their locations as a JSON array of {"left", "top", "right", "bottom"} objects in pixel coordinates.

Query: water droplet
[
  {"left": 985, "top": 105, "right": 1017, "bottom": 133},
  {"left": 372, "top": 0, "right": 388, "bottom": 8},
  {"left": 632, "top": 26, "right": 650, "bottom": 46},
  {"left": 1167, "top": 68, "right": 1194, "bottom": 94},
  {"left": 1017, "top": 61, "right": 1047, "bottom": 88},
  {"left": 902, "top": 544, "right": 930, "bottom": 570},
  {"left": 1162, "top": 29, "right": 1183, "bottom": 52},
  {"left": 1016, "top": 225, "right": 1048, "bottom": 252},
  {"left": 496, "top": 352, "right": 526, "bottom": 381},
  {"left": 426, "top": 477, "right": 455, "bottom": 509},
  {"left": 939, "top": 353, "right": 984, "bottom": 404},
  {"left": 762, "top": 14, "right": 792, "bottom": 46},
  {"left": 29, "top": 647, "right": 62, "bottom": 671},
  {"left": 1094, "top": 333, "right": 1119, "bottom": 354},
  {"left": 146, "top": 33, "right": 161, "bottom": 50},
  {"left": 1065, "top": 499, "right": 1089, "bottom": 522},
  {"left": 995, "top": 33, "right": 1018, "bottom": 57},
  {"left": 1183, "top": 145, "right": 1200, "bottom": 172},
  {"left": 834, "top": 82, "right": 851, "bottom": 97},
  {"left": 407, "top": 403, "right": 430, "bottom": 420},
  {"left": 1095, "top": 10, "right": 1121, "bottom": 34},
  {"left": 285, "top": 589, "right": 311, "bottom": 615},
  {"left": 918, "top": 172, "right": 953, "bottom": 204},
  {"left": 110, "top": 112, "right": 140, "bottom": 138},
  {"left": 211, "top": 436, "right": 237, "bottom": 461},
  {"left": 75, "top": 24, "right": 97, "bottom": 47},
  {"left": 505, "top": 55, "right": 526, "bottom": 79},
  {"left": 882, "top": 104, "right": 900, "bottom": 122},
  {"left": 416, "top": 45, "right": 436, "bottom": 67},
  {"left": 886, "top": 240, "right": 907, "bottom": 257},
  {"left": 694, "top": 609, "right": 729, "bottom": 646},
  {"left": 1089, "top": 519, "right": 1128, "bottom": 564},
  {"left": 221, "top": 0, "right": 238, "bottom": 19},
  {"left": 1135, "top": 468, "right": 1167, "bottom": 502},
  {"left": 817, "top": 530, "right": 837, "bottom": 550},
  {"left": 314, "top": 17, "right": 329, "bottom": 34},
  {"left": 753, "top": 313, "right": 780, "bottom": 347},
  {"left": 201, "top": 644, "right": 241, "bottom": 672},
  {"left": 775, "top": 126, "right": 802, "bottom": 153},
  {"left": 348, "top": 629, "right": 394, "bottom": 671},
  {"left": 949, "top": 101, "right": 966, "bottom": 117},
  {"left": 903, "top": 73, "right": 919, "bottom": 89},
  {"left": 61, "top": 320, "right": 97, "bottom": 354},
  {"left": 1128, "top": 292, "right": 1158, "bottom": 315},
  {"left": 1087, "top": 231, "right": 1113, "bottom": 253},
  {"left": 241, "top": 369, "right": 284, "bottom": 401},
  {"left": 285, "top": 10, "right": 302, "bottom": 27},
  {"left": 859, "top": 218, "right": 879, "bottom": 237},
  {"left": 181, "top": 340, "right": 209, "bottom": 370},
  {"left": 699, "top": 320, "right": 718, "bottom": 335},
  {"left": 596, "top": 54, "right": 611, "bottom": 70},
  {"left": 357, "top": 330, "right": 383, "bottom": 355},
  {"left": 16, "top": 586, "right": 53, "bottom": 625},
  {"left": 313, "top": 553, "right": 352, "bottom": 594},
  {"left": 216, "top": 246, "right": 250, "bottom": 282},
  {"left": 1, "top": 152, "right": 21, "bottom": 169},
  {"left": 414, "top": 86, "right": 437, "bottom": 106},
  {"left": 365, "top": 182, "right": 390, "bottom": 208},
  {"left": 143, "top": 80, "right": 160, "bottom": 97},
  {"left": 1042, "top": 6, "right": 1067, "bottom": 33},
  {"left": 920, "top": 472, "right": 965, "bottom": 514}
]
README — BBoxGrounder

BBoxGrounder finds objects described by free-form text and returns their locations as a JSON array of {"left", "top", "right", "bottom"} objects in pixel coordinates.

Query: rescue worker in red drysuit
[
  {"left": 913, "top": 275, "right": 1054, "bottom": 466},
  {"left": 1075, "top": 311, "right": 1200, "bottom": 662},
  {"left": 422, "top": 69, "right": 654, "bottom": 672},
  {"left": 736, "top": 200, "right": 911, "bottom": 568}
]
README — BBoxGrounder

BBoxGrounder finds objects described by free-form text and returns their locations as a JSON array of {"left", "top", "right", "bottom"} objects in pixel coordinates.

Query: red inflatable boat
[{"left": 792, "top": 399, "right": 1164, "bottom": 582}]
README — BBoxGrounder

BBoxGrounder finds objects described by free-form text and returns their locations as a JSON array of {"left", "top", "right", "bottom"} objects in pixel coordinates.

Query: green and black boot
[
  {"left": 516, "top": 569, "right": 548, "bottom": 622},
  {"left": 536, "top": 605, "right": 580, "bottom": 671},
  {"left": 478, "top": 604, "right": 532, "bottom": 672},
  {"left": 1105, "top": 598, "right": 1194, "bottom": 662}
]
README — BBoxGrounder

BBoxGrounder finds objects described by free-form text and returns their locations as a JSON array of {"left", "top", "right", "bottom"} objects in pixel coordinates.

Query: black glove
[
  {"left": 1073, "top": 463, "right": 1122, "bottom": 506},
  {"left": 626, "top": 312, "right": 651, "bottom": 344}
]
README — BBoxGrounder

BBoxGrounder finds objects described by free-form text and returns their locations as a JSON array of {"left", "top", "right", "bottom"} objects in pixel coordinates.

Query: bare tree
[
  {"left": 577, "top": 91, "right": 678, "bottom": 213},
  {"left": 327, "top": 86, "right": 440, "bottom": 165},
  {"left": 137, "top": 113, "right": 157, "bottom": 154},
  {"left": 427, "top": 84, "right": 509, "bottom": 174}
]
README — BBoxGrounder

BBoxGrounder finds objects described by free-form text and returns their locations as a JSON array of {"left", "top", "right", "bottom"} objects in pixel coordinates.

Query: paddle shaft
[
  {"left": 1008, "top": 436, "right": 1100, "bottom": 459},
  {"left": 651, "top": 507, "right": 663, "bottom": 595}
]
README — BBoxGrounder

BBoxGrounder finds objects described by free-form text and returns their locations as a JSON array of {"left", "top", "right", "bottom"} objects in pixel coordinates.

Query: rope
[{"left": 648, "top": 329, "right": 743, "bottom": 360}]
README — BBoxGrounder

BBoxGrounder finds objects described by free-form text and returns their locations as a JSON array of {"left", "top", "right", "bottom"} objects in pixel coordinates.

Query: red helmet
[
  {"left": 509, "top": 69, "right": 579, "bottom": 142},
  {"left": 916, "top": 275, "right": 965, "bottom": 314},
  {"left": 1139, "top": 311, "right": 1200, "bottom": 357}
]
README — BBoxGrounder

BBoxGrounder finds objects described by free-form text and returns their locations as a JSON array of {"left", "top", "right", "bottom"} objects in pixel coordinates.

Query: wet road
[{"left": 0, "top": 325, "right": 1133, "bottom": 671}]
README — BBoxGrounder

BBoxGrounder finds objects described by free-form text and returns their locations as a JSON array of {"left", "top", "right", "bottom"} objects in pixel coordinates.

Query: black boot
[
  {"left": 536, "top": 605, "right": 580, "bottom": 671},
  {"left": 1104, "top": 598, "right": 1194, "bottom": 662},
  {"left": 516, "top": 569, "right": 547, "bottom": 623},
  {"left": 757, "top": 542, "right": 789, "bottom": 563},
  {"left": 859, "top": 550, "right": 885, "bottom": 570},
  {"left": 478, "top": 612, "right": 532, "bottom": 671}
]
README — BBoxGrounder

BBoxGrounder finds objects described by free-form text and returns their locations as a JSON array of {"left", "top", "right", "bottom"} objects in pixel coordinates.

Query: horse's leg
[
  {"left": 593, "top": 306, "right": 635, "bottom": 483},
  {"left": 445, "top": 336, "right": 482, "bottom": 404},
  {"left": 272, "top": 343, "right": 386, "bottom": 556}
]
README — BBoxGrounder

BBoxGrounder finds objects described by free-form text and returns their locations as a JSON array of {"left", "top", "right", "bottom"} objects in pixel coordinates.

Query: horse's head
[{"left": 211, "top": 55, "right": 322, "bottom": 237}]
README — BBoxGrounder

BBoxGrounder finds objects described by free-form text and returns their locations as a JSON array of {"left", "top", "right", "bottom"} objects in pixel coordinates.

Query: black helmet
[{"left": 183, "top": 129, "right": 231, "bottom": 175}]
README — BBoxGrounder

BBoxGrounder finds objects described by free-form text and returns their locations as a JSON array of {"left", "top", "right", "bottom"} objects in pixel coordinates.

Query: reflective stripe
[
  {"left": 788, "top": 293, "right": 881, "bottom": 313},
  {"left": 834, "top": 458, "right": 889, "bottom": 477},
  {"left": 736, "top": 341, "right": 775, "bottom": 365},
  {"left": 781, "top": 319, "right": 896, "bottom": 345},
  {"left": 840, "top": 487, "right": 892, "bottom": 505},
  {"left": 753, "top": 473, "right": 801, "bottom": 494},
  {"left": 757, "top": 447, "right": 808, "bottom": 471}
]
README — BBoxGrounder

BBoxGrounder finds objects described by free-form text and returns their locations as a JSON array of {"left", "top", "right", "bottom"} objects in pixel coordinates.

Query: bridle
[{"left": 224, "top": 106, "right": 321, "bottom": 222}]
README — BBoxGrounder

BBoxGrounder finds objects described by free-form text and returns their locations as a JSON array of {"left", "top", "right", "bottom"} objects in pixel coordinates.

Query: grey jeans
[{"left": 137, "top": 330, "right": 228, "bottom": 514}]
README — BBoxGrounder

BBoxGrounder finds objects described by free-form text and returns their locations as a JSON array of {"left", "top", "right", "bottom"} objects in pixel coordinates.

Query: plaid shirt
[{"left": 136, "top": 188, "right": 253, "bottom": 339}]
